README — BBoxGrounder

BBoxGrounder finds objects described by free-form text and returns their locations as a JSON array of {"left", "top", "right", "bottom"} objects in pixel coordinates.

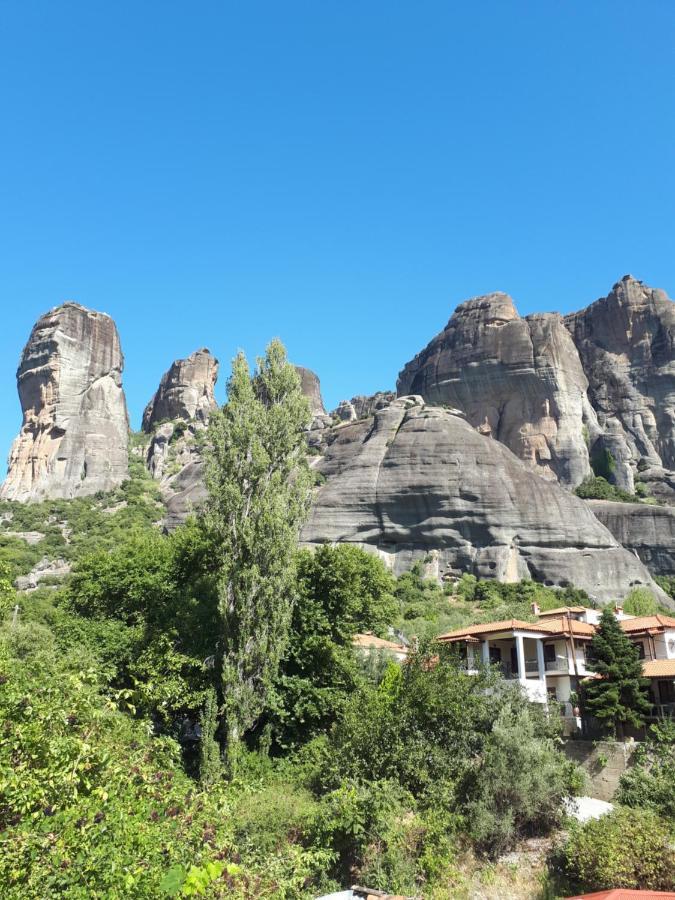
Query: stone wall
[{"left": 563, "top": 739, "right": 639, "bottom": 801}]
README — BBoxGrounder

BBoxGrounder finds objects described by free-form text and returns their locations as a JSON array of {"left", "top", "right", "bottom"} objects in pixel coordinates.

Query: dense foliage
[
  {"left": 3, "top": 339, "right": 670, "bottom": 896},
  {"left": 582, "top": 606, "right": 652, "bottom": 737},
  {"left": 553, "top": 808, "right": 675, "bottom": 893},
  {"left": 617, "top": 719, "right": 675, "bottom": 821},
  {"left": 203, "top": 341, "right": 312, "bottom": 768}
]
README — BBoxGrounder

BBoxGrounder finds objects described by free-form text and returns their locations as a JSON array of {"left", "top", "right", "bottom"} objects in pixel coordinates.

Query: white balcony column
[
  {"left": 481, "top": 639, "right": 490, "bottom": 666},
  {"left": 515, "top": 633, "right": 526, "bottom": 684},
  {"left": 536, "top": 637, "right": 546, "bottom": 681}
]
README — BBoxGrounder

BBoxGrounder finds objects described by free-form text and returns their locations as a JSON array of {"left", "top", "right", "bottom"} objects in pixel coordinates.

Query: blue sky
[{"left": 1, "top": 1, "right": 674, "bottom": 465}]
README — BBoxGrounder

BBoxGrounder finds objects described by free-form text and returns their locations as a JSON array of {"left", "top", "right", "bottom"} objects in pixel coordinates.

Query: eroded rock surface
[
  {"left": 143, "top": 349, "right": 218, "bottom": 432},
  {"left": 565, "top": 275, "right": 675, "bottom": 493},
  {"left": 0, "top": 302, "right": 129, "bottom": 502},
  {"left": 588, "top": 499, "right": 675, "bottom": 576},
  {"left": 302, "top": 398, "right": 668, "bottom": 605},
  {"left": 295, "top": 366, "right": 325, "bottom": 416},
  {"left": 351, "top": 391, "right": 396, "bottom": 419},
  {"left": 397, "top": 293, "right": 594, "bottom": 488}
]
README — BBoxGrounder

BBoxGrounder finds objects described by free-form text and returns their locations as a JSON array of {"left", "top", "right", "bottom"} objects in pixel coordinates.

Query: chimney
[{"left": 531, "top": 601, "right": 541, "bottom": 616}]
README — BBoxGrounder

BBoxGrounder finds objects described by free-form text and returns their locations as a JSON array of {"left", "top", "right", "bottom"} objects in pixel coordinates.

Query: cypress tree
[
  {"left": 198, "top": 689, "right": 221, "bottom": 787},
  {"left": 583, "top": 607, "right": 652, "bottom": 738}
]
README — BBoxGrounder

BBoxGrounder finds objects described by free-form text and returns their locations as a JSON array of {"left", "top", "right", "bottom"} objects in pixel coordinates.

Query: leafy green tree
[
  {"left": 583, "top": 607, "right": 652, "bottom": 737},
  {"left": 623, "top": 586, "right": 657, "bottom": 616},
  {"left": 271, "top": 545, "right": 396, "bottom": 748},
  {"left": 0, "top": 560, "right": 15, "bottom": 619},
  {"left": 203, "top": 340, "right": 312, "bottom": 769}
]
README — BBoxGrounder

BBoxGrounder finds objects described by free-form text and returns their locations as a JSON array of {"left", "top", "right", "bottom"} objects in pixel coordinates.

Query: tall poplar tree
[
  {"left": 583, "top": 606, "right": 652, "bottom": 738},
  {"left": 203, "top": 339, "right": 312, "bottom": 770}
]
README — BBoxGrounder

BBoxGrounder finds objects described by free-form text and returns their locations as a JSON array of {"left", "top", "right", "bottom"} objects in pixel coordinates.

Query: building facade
[{"left": 437, "top": 607, "right": 675, "bottom": 730}]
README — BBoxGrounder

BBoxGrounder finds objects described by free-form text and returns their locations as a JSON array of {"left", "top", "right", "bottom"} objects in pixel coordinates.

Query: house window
[
  {"left": 658, "top": 680, "right": 675, "bottom": 703},
  {"left": 636, "top": 642, "right": 646, "bottom": 660},
  {"left": 544, "top": 644, "right": 556, "bottom": 664}
]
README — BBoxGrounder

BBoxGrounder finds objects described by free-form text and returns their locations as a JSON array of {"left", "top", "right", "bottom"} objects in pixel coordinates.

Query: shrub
[
  {"left": 553, "top": 808, "right": 675, "bottom": 893},
  {"left": 575, "top": 475, "right": 635, "bottom": 502},
  {"left": 623, "top": 586, "right": 658, "bottom": 616},
  {"left": 617, "top": 719, "right": 675, "bottom": 821},
  {"left": 464, "top": 700, "right": 581, "bottom": 858}
]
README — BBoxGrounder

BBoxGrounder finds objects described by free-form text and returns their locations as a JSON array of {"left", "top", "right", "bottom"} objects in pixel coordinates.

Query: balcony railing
[
  {"left": 545, "top": 658, "right": 570, "bottom": 673},
  {"left": 650, "top": 702, "right": 675, "bottom": 719}
]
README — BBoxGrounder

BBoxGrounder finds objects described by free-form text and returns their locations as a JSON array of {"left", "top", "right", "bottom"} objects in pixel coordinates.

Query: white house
[{"left": 436, "top": 607, "right": 675, "bottom": 727}]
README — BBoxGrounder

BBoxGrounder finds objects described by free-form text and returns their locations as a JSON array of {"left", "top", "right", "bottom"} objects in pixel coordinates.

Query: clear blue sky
[{"left": 1, "top": 1, "right": 674, "bottom": 465}]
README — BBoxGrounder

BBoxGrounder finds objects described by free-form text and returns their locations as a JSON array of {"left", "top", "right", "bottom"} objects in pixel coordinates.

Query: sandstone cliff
[
  {"left": 142, "top": 349, "right": 218, "bottom": 432},
  {"left": 302, "top": 397, "right": 668, "bottom": 605},
  {"left": 587, "top": 499, "right": 675, "bottom": 577},
  {"left": 0, "top": 302, "right": 129, "bottom": 502},
  {"left": 565, "top": 275, "right": 675, "bottom": 493},
  {"left": 294, "top": 366, "right": 325, "bottom": 416},
  {"left": 397, "top": 293, "right": 594, "bottom": 488}
]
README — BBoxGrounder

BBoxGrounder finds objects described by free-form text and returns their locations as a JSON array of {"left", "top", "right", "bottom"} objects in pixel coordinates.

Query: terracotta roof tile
[
  {"left": 620, "top": 614, "right": 675, "bottom": 634},
  {"left": 538, "top": 616, "right": 597, "bottom": 637},
  {"left": 437, "top": 618, "right": 552, "bottom": 641},
  {"left": 642, "top": 658, "right": 675, "bottom": 678},
  {"left": 352, "top": 633, "right": 408, "bottom": 653},
  {"left": 537, "top": 606, "right": 587, "bottom": 617}
]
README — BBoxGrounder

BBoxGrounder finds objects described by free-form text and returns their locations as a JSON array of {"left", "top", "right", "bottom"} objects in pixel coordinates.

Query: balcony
[
  {"left": 650, "top": 702, "right": 675, "bottom": 719},
  {"left": 545, "top": 658, "right": 570, "bottom": 673},
  {"left": 498, "top": 659, "right": 541, "bottom": 679}
]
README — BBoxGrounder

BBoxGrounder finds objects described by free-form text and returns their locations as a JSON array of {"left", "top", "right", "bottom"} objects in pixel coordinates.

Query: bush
[
  {"left": 617, "top": 720, "right": 675, "bottom": 821},
  {"left": 623, "top": 586, "right": 658, "bottom": 616},
  {"left": 575, "top": 475, "right": 635, "bottom": 502},
  {"left": 464, "top": 700, "right": 581, "bottom": 858},
  {"left": 553, "top": 808, "right": 675, "bottom": 893},
  {"left": 308, "top": 778, "right": 453, "bottom": 894}
]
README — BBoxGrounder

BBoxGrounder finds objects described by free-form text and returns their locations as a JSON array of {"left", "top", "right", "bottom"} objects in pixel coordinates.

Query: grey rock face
[
  {"left": 15, "top": 557, "right": 72, "bottom": 592},
  {"left": 294, "top": 366, "right": 326, "bottom": 416},
  {"left": 163, "top": 459, "right": 207, "bottom": 531},
  {"left": 334, "top": 400, "right": 357, "bottom": 422},
  {"left": 565, "top": 275, "right": 675, "bottom": 492},
  {"left": 587, "top": 499, "right": 675, "bottom": 577},
  {"left": 350, "top": 391, "right": 396, "bottom": 420},
  {"left": 397, "top": 293, "right": 594, "bottom": 488},
  {"left": 0, "top": 302, "right": 129, "bottom": 502},
  {"left": 143, "top": 349, "right": 218, "bottom": 432},
  {"left": 302, "top": 398, "right": 668, "bottom": 606}
]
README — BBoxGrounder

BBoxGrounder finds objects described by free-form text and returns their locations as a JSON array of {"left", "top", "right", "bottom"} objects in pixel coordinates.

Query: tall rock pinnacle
[
  {"left": 397, "top": 292, "right": 594, "bottom": 488},
  {"left": 142, "top": 349, "right": 219, "bottom": 432},
  {"left": 0, "top": 302, "right": 129, "bottom": 502}
]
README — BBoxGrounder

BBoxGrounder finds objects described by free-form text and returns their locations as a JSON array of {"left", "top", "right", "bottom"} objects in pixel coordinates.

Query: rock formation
[
  {"left": 0, "top": 302, "right": 129, "bottom": 502},
  {"left": 565, "top": 275, "right": 675, "bottom": 493},
  {"left": 302, "top": 397, "right": 669, "bottom": 605},
  {"left": 294, "top": 366, "right": 325, "bottom": 416},
  {"left": 587, "top": 499, "right": 675, "bottom": 577},
  {"left": 334, "top": 400, "right": 357, "bottom": 422},
  {"left": 350, "top": 391, "right": 396, "bottom": 420},
  {"left": 397, "top": 293, "right": 594, "bottom": 488},
  {"left": 142, "top": 349, "right": 218, "bottom": 432}
]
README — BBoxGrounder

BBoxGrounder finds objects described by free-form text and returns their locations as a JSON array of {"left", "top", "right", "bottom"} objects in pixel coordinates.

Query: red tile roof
[
  {"left": 565, "top": 891, "right": 675, "bottom": 899},
  {"left": 642, "top": 658, "right": 675, "bottom": 678},
  {"left": 352, "top": 633, "right": 408, "bottom": 653},
  {"left": 437, "top": 618, "right": 553, "bottom": 642},
  {"left": 537, "top": 606, "right": 588, "bottom": 617},
  {"left": 620, "top": 614, "right": 675, "bottom": 634}
]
